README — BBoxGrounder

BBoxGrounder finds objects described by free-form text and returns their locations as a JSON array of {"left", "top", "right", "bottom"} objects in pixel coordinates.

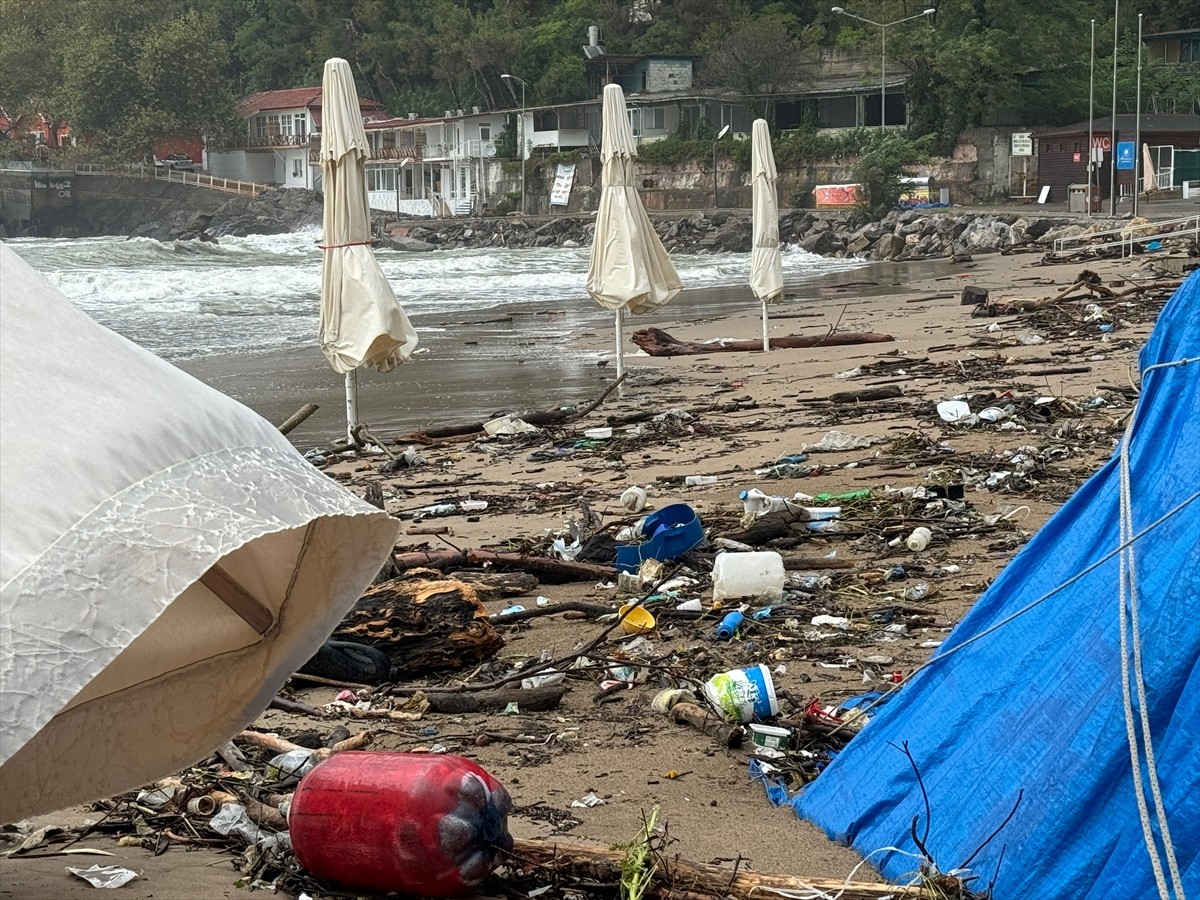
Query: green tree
[{"left": 851, "top": 131, "right": 932, "bottom": 222}]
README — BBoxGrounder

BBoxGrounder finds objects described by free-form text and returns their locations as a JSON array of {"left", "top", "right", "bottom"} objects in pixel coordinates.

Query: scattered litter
[
  {"left": 802, "top": 431, "right": 874, "bottom": 453},
  {"left": 570, "top": 792, "right": 606, "bottom": 808},
  {"left": 67, "top": 865, "right": 139, "bottom": 889}
]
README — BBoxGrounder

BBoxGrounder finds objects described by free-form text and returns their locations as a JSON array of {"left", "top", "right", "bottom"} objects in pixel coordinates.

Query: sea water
[{"left": 5, "top": 231, "right": 866, "bottom": 440}]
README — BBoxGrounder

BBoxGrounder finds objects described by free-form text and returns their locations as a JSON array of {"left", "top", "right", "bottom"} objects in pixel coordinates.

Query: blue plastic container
[
  {"left": 615, "top": 503, "right": 703, "bottom": 573},
  {"left": 715, "top": 610, "right": 745, "bottom": 640}
]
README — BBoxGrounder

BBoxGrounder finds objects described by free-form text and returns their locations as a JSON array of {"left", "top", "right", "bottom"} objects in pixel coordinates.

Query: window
[
  {"left": 479, "top": 124, "right": 491, "bottom": 141},
  {"left": 646, "top": 108, "right": 665, "bottom": 130},
  {"left": 366, "top": 167, "right": 397, "bottom": 192},
  {"left": 292, "top": 157, "right": 303, "bottom": 178},
  {"left": 1180, "top": 38, "right": 1199, "bottom": 64}
]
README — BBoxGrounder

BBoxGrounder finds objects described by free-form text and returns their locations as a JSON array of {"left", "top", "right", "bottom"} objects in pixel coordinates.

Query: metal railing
[
  {"left": 1051, "top": 214, "right": 1200, "bottom": 258},
  {"left": 154, "top": 168, "right": 268, "bottom": 195}
]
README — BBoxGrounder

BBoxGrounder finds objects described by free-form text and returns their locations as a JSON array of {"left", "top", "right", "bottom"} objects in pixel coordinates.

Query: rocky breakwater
[
  {"left": 130, "top": 187, "right": 324, "bottom": 242},
  {"left": 379, "top": 208, "right": 1120, "bottom": 262}
]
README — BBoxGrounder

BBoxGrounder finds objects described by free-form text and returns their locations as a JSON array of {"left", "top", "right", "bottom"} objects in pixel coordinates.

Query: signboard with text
[
  {"left": 1116, "top": 142, "right": 1135, "bottom": 170},
  {"left": 549, "top": 163, "right": 576, "bottom": 207},
  {"left": 1011, "top": 133, "right": 1033, "bottom": 156}
]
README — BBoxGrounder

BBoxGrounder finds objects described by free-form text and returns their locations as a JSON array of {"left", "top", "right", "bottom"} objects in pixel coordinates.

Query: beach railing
[
  {"left": 1050, "top": 214, "right": 1200, "bottom": 259},
  {"left": 153, "top": 168, "right": 268, "bottom": 196}
]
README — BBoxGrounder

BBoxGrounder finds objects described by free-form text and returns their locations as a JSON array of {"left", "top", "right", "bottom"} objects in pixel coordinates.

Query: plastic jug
[
  {"left": 712, "top": 551, "right": 785, "bottom": 602},
  {"left": 289, "top": 752, "right": 513, "bottom": 896}
]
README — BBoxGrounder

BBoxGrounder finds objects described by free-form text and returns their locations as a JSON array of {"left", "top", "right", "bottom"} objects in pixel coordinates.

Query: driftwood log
[
  {"left": 631, "top": 327, "right": 894, "bottom": 356},
  {"left": 670, "top": 701, "right": 743, "bottom": 748},
  {"left": 393, "top": 549, "right": 616, "bottom": 583},
  {"left": 509, "top": 837, "right": 911, "bottom": 900},
  {"left": 425, "top": 684, "right": 568, "bottom": 713},
  {"left": 334, "top": 574, "right": 504, "bottom": 675}
]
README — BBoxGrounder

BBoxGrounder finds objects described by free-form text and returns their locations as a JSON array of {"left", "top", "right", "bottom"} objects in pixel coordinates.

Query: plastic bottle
[
  {"left": 414, "top": 503, "right": 457, "bottom": 520},
  {"left": 807, "top": 521, "right": 845, "bottom": 534},
  {"left": 814, "top": 490, "right": 872, "bottom": 502},
  {"left": 620, "top": 486, "right": 648, "bottom": 513},
  {"left": 712, "top": 551, "right": 786, "bottom": 602},
  {"left": 802, "top": 506, "right": 842, "bottom": 520},
  {"left": 715, "top": 610, "right": 745, "bottom": 640},
  {"left": 906, "top": 526, "right": 933, "bottom": 552},
  {"left": 739, "top": 489, "right": 793, "bottom": 517},
  {"left": 684, "top": 475, "right": 719, "bottom": 486}
]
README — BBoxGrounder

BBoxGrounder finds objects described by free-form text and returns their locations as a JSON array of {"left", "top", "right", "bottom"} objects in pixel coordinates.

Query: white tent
[
  {"left": 585, "top": 83, "right": 682, "bottom": 381},
  {"left": 749, "top": 119, "right": 784, "bottom": 352},
  {"left": 0, "top": 242, "right": 400, "bottom": 819},
  {"left": 318, "top": 57, "right": 418, "bottom": 440}
]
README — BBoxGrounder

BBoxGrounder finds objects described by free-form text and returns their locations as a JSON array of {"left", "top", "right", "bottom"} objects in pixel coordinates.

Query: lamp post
[
  {"left": 1132, "top": 12, "right": 1142, "bottom": 218},
  {"left": 1109, "top": 0, "right": 1118, "bottom": 217},
  {"left": 712, "top": 124, "right": 730, "bottom": 208},
  {"left": 832, "top": 7, "right": 935, "bottom": 131},
  {"left": 500, "top": 73, "right": 527, "bottom": 215},
  {"left": 1088, "top": 19, "right": 1095, "bottom": 216}
]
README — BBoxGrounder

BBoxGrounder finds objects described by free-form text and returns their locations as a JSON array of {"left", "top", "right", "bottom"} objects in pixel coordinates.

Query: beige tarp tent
[
  {"left": 749, "top": 118, "right": 784, "bottom": 351},
  {"left": 585, "top": 83, "right": 682, "bottom": 381},
  {"left": 0, "top": 242, "right": 400, "bottom": 819}
]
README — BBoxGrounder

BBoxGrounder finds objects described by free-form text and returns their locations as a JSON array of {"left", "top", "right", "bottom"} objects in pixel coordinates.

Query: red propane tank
[{"left": 289, "top": 751, "right": 513, "bottom": 896}]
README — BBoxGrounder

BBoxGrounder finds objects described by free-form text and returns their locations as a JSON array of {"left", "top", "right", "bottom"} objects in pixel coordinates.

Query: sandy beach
[{"left": 2, "top": 241, "right": 1189, "bottom": 900}]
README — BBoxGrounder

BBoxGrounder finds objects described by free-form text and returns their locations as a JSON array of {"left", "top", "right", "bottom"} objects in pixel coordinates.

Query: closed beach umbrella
[
  {"left": 318, "top": 57, "right": 417, "bottom": 439},
  {"left": 0, "top": 242, "right": 400, "bottom": 819},
  {"left": 586, "top": 83, "right": 682, "bottom": 380},
  {"left": 749, "top": 118, "right": 783, "bottom": 351}
]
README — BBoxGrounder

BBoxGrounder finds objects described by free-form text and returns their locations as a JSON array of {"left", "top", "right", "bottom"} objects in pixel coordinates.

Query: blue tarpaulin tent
[{"left": 795, "top": 272, "right": 1200, "bottom": 899}]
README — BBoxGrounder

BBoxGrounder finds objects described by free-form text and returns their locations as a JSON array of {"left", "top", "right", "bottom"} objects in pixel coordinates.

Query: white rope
[{"left": 1116, "top": 355, "right": 1194, "bottom": 900}]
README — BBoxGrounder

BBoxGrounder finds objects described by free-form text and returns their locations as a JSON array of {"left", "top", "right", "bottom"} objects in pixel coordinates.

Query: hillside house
[{"left": 206, "top": 87, "right": 382, "bottom": 189}]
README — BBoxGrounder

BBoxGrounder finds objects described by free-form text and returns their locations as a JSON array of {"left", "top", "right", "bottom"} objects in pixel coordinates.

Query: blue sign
[{"left": 1116, "top": 141, "right": 1136, "bottom": 170}]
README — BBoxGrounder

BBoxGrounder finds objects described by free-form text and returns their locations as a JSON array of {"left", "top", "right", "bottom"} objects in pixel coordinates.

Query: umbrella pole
[
  {"left": 345, "top": 369, "right": 360, "bottom": 444},
  {"left": 762, "top": 300, "right": 770, "bottom": 352},
  {"left": 614, "top": 307, "right": 625, "bottom": 386}
]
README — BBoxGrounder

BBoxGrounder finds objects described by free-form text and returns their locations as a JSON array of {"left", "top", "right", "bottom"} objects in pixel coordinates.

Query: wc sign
[{"left": 1116, "top": 141, "right": 1136, "bottom": 170}]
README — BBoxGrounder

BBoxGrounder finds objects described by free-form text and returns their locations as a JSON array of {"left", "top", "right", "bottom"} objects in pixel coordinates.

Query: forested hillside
[{"left": 1, "top": 0, "right": 1195, "bottom": 159}]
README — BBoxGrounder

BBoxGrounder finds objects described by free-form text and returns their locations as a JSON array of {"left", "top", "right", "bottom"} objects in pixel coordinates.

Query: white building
[{"left": 206, "top": 87, "right": 383, "bottom": 190}]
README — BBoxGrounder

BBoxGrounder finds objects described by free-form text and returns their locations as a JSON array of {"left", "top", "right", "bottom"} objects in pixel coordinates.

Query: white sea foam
[{"left": 7, "top": 231, "right": 864, "bottom": 360}]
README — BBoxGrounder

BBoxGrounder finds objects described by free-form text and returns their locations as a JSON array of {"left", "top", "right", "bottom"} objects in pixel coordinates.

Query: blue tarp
[{"left": 795, "top": 272, "right": 1200, "bottom": 899}]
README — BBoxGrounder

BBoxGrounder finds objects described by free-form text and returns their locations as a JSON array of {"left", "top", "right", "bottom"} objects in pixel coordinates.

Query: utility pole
[
  {"left": 501, "top": 74, "right": 528, "bottom": 215},
  {"left": 1109, "top": 0, "right": 1118, "bottom": 217},
  {"left": 1133, "top": 13, "right": 1143, "bottom": 217},
  {"left": 1088, "top": 19, "right": 1095, "bottom": 216}
]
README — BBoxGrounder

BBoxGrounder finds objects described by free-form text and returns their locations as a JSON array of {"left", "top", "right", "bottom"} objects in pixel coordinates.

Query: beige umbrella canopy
[
  {"left": 586, "top": 83, "right": 682, "bottom": 380},
  {"left": 749, "top": 118, "right": 784, "bottom": 351},
  {"left": 0, "top": 242, "right": 400, "bottom": 819},
  {"left": 319, "top": 57, "right": 417, "bottom": 438}
]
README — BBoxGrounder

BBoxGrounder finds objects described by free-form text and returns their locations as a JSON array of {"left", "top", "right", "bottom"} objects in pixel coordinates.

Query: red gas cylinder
[{"left": 289, "top": 752, "right": 513, "bottom": 896}]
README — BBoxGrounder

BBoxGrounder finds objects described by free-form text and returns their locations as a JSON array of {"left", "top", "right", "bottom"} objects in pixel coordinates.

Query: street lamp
[
  {"left": 832, "top": 7, "right": 935, "bottom": 131},
  {"left": 712, "top": 124, "right": 730, "bottom": 208},
  {"left": 500, "top": 73, "right": 528, "bottom": 215}
]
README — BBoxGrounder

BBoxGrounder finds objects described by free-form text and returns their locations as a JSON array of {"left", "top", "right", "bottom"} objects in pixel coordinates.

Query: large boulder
[
  {"left": 384, "top": 235, "right": 437, "bottom": 252},
  {"left": 801, "top": 229, "right": 843, "bottom": 256},
  {"left": 874, "top": 232, "right": 905, "bottom": 260}
]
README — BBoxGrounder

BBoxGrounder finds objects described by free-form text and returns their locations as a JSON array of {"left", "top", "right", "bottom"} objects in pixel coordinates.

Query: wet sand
[{"left": 178, "top": 260, "right": 945, "bottom": 446}]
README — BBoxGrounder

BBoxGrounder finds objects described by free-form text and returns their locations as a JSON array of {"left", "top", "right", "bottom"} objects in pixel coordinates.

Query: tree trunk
[
  {"left": 334, "top": 575, "right": 505, "bottom": 675},
  {"left": 630, "top": 327, "right": 894, "bottom": 356}
]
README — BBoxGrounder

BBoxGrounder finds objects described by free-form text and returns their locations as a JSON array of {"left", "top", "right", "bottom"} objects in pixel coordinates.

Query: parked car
[{"left": 155, "top": 153, "right": 198, "bottom": 172}]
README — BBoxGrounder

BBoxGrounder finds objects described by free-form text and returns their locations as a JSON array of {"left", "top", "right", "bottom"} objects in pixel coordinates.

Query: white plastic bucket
[
  {"left": 703, "top": 664, "right": 779, "bottom": 723},
  {"left": 712, "top": 551, "right": 785, "bottom": 602},
  {"left": 748, "top": 723, "right": 791, "bottom": 750}
]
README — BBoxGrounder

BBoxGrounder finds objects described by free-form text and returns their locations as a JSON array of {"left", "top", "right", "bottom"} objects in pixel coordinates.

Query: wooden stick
[
  {"left": 276, "top": 403, "right": 319, "bottom": 435},
  {"left": 670, "top": 701, "right": 743, "bottom": 748},
  {"left": 509, "top": 837, "right": 912, "bottom": 900},
  {"left": 209, "top": 790, "right": 288, "bottom": 831}
]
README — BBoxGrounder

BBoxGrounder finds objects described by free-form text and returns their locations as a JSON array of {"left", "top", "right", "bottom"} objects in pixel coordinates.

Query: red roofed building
[{"left": 207, "top": 87, "right": 382, "bottom": 189}]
